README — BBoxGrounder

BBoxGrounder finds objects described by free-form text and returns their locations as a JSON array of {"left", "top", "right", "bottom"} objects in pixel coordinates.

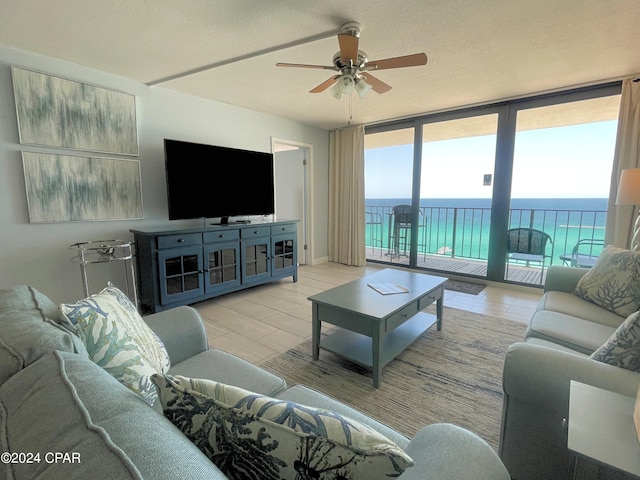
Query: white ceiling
[{"left": 1, "top": 0, "right": 639, "bottom": 130}]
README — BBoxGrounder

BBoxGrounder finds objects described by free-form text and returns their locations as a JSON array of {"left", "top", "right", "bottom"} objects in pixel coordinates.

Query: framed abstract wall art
[
  {"left": 12, "top": 67, "right": 138, "bottom": 155},
  {"left": 22, "top": 152, "right": 143, "bottom": 223}
]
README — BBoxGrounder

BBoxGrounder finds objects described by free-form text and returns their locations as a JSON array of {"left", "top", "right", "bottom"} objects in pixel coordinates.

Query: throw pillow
[
  {"left": 590, "top": 310, "right": 640, "bottom": 372},
  {"left": 573, "top": 245, "right": 640, "bottom": 317},
  {"left": 60, "top": 284, "right": 170, "bottom": 405},
  {"left": 151, "top": 374, "right": 414, "bottom": 480}
]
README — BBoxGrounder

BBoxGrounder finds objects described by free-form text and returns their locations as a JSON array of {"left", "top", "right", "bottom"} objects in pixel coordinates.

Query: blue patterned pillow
[
  {"left": 573, "top": 246, "right": 640, "bottom": 317},
  {"left": 60, "top": 284, "right": 170, "bottom": 405},
  {"left": 151, "top": 374, "right": 414, "bottom": 479},
  {"left": 590, "top": 311, "right": 640, "bottom": 372}
]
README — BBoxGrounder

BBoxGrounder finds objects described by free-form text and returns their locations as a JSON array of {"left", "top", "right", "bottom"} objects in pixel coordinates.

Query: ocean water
[
  {"left": 365, "top": 198, "right": 607, "bottom": 263},
  {"left": 366, "top": 197, "right": 608, "bottom": 210}
]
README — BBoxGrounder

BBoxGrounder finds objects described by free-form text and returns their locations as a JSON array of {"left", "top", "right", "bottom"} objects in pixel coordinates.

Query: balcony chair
[
  {"left": 559, "top": 238, "right": 604, "bottom": 268},
  {"left": 506, "top": 228, "right": 553, "bottom": 284},
  {"left": 365, "top": 211, "right": 383, "bottom": 256},
  {"left": 386, "top": 205, "right": 430, "bottom": 259},
  {"left": 389, "top": 204, "right": 412, "bottom": 258}
]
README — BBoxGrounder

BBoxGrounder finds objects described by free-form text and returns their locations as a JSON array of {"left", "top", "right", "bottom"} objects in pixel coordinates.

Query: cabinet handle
[{"left": 177, "top": 238, "right": 185, "bottom": 243}]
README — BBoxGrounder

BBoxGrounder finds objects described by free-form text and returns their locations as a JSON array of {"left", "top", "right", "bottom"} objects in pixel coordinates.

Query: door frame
[{"left": 271, "top": 137, "right": 314, "bottom": 265}]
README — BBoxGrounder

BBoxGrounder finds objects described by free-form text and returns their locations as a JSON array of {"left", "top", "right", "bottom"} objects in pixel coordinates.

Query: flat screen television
[{"left": 164, "top": 139, "right": 275, "bottom": 224}]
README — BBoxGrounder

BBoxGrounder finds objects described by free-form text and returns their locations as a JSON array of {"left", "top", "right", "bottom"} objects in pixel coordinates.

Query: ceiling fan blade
[
  {"left": 337, "top": 33, "right": 359, "bottom": 63},
  {"left": 310, "top": 75, "right": 340, "bottom": 93},
  {"left": 276, "top": 62, "right": 338, "bottom": 70},
  {"left": 363, "top": 53, "right": 428, "bottom": 71},
  {"left": 360, "top": 72, "right": 392, "bottom": 94}
]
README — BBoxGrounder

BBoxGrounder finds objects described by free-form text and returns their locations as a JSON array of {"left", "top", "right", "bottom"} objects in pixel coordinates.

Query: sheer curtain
[
  {"left": 605, "top": 78, "right": 640, "bottom": 248},
  {"left": 328, "top": 125, "right": 366, "bottom": 266}
]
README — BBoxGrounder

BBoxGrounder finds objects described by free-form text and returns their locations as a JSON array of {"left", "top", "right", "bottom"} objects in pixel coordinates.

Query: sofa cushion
[
  {"left": 524, "top": 337, "right": 588, "bottom": 356},
  {"left": 0, "top": 351, "right": 225, "bottom": 480},
  {"left": 60, "top": 284, "right": 170, "bottom": 405},
  {"left": 590, "top": 311, "right": 640, "bottom": 372},
  {"left": 573, "top": 245, "right": 640, "bottom": 317},
  {"left": 526, "top": 310, "right": 617, "bottom": 355},
  {"left": 169, "top": 348, "right": 286, "bottom": 396},
  {"left": 152, "top": 374, "right": 415, "bottom": 480},
  {"left": 0, "top": 285, "right": 86, "bottom": 385},
  {"left": 537, "top": 291, "right": 624, "bottom": 329}
]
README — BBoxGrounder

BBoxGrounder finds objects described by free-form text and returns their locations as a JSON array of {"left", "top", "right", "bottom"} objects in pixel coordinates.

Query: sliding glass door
[
  {"left": 364, "top": 127, "right": 416, "bottom": 265},
  {"left": 418, "top": 113, "right": 498, "bottom": 278},
  {"left": 365, "top": 83, "right": 621, "bottom": 286},
  {"left": 506, "top": 95, "right": 619, "bottom": 284},
  {"left": 364, "top": 112, "right": 499, "bottom": 276}
]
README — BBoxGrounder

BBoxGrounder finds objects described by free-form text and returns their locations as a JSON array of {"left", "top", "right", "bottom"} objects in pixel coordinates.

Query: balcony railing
[{"left": 365, "top": 204, "right": 606, "bottom": 271}]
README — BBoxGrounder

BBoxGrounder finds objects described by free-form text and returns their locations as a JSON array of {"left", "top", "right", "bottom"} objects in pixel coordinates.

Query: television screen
[{"left": 164, "top": 139, "right": 275, "bottom": 223}]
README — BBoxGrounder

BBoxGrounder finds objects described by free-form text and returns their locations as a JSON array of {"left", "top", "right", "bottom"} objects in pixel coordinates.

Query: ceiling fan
[{"left": 276, "top": 22, "right": 428, "bottom": 99}]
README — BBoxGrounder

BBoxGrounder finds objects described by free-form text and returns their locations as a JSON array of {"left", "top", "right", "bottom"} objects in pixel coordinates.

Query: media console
[{"left": 131, "top": 220, "right": 298, "bottom": 313}]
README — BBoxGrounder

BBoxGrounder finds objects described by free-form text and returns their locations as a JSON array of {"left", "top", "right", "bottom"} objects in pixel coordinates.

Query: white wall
[{"left": 0, "top": 46, "right": 329, "bottom": 303}]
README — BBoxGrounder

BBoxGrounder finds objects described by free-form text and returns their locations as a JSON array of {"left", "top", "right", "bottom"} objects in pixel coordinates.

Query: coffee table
[{"left": 308, "top": 268, "right": 446, "bottom": 388}]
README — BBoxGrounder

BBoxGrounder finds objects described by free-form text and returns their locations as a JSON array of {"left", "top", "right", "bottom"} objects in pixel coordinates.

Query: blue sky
[{"left": 365, "top": 120, "right": 618, "bottom": 199}]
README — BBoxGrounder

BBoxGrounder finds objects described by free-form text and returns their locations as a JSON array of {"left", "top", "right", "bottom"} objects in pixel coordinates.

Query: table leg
[
  {"left": 312, "top": 302, "right": 321, "bottom": 361},
  {"left": 372, "top": 322, "right": 384, "bottom": 388},
  {"left": 436, "top": 288, "right": 444, "bottom": 331}
]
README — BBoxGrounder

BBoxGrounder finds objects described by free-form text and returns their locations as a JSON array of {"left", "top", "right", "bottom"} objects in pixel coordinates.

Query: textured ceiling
[{"left": 1, "top": 0, "right": 639, "bottom": 130}]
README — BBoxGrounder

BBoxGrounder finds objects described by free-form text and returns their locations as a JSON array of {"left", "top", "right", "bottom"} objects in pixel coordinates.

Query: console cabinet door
[
  {"left": 204, "top": 242, "right": 241, "bottom": 294},
  {"left": 272, "top": 234, "right": 297, "bottom": 279},
  {"left": 241, "top": 239, "right": 271, "bottom": 285},
  {"left": 158, "top": 246, "right": 204, "bottom": 305}
]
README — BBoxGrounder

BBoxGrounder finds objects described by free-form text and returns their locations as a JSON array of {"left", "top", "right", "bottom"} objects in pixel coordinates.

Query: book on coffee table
[{"left": 367, "top": 282, "right": 409, "bottom": 295}]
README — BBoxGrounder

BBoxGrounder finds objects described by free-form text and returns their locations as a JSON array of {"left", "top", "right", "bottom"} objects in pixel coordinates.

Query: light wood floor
[{"left": 193, "top": 262, "right": 542, "bottom": 366}]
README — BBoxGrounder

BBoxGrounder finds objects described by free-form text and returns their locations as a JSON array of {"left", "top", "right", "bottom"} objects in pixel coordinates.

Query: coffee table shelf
[{"left": 320, "top": 312, "right": 437, "bottom": 369}]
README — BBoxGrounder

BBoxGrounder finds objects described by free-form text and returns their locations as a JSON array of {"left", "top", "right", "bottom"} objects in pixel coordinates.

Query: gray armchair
[
  {"left": 499, "top": 265, "right": 639, "bottom": 480},
  {"left": 500, "top": 342, "right": 640, "bottom": 479}
]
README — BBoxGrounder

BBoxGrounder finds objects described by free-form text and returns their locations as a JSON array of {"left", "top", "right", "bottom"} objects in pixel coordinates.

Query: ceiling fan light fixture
[
  {"left": 330, "top": 74, "right": 356, "bottom": 100},
  {"left": 338, "top": 75, "right": 355, "bottom": 93},
  {"left": 355, "top": 77, "right": 372, "bottom": 98},
  {"left": 330, "top": 83, "right": 343, "bottom": 100}
]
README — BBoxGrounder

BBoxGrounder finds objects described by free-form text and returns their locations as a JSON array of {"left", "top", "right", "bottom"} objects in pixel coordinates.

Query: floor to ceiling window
[
  {"left": 505, "top": 95, "right": 619, "bottom": 284},
  {"left": 364, "top": 127, "right": 415, "bottom": 264},
  {"left": 365, "top": 83, "right": 621, "bottom": 286},
  {"left": 418, "top": 113, "right": 498, "bottom": 278}
]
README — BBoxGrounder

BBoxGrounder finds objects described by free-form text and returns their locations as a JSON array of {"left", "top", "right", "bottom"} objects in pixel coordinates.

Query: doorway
[{"left": 272, "top": 138, "right": 312, "bottom": 265}]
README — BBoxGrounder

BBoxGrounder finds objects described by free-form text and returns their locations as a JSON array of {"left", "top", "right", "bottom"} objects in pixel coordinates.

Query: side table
[
  {"left": 568, "top": 381, "right": 640, "bottom": 479},
  {"left": 70, "top": 239, "right": 138, "bottom": 307}
]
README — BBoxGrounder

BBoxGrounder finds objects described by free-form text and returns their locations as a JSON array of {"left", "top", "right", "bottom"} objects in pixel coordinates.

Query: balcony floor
[{"left": 366, "top": 247, "right": 547, "bottom": 285}]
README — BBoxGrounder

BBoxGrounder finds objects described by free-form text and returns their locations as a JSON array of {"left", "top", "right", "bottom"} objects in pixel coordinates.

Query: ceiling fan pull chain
[{"left": 348, "top": 92, "right": 353, "bottom": 125}]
